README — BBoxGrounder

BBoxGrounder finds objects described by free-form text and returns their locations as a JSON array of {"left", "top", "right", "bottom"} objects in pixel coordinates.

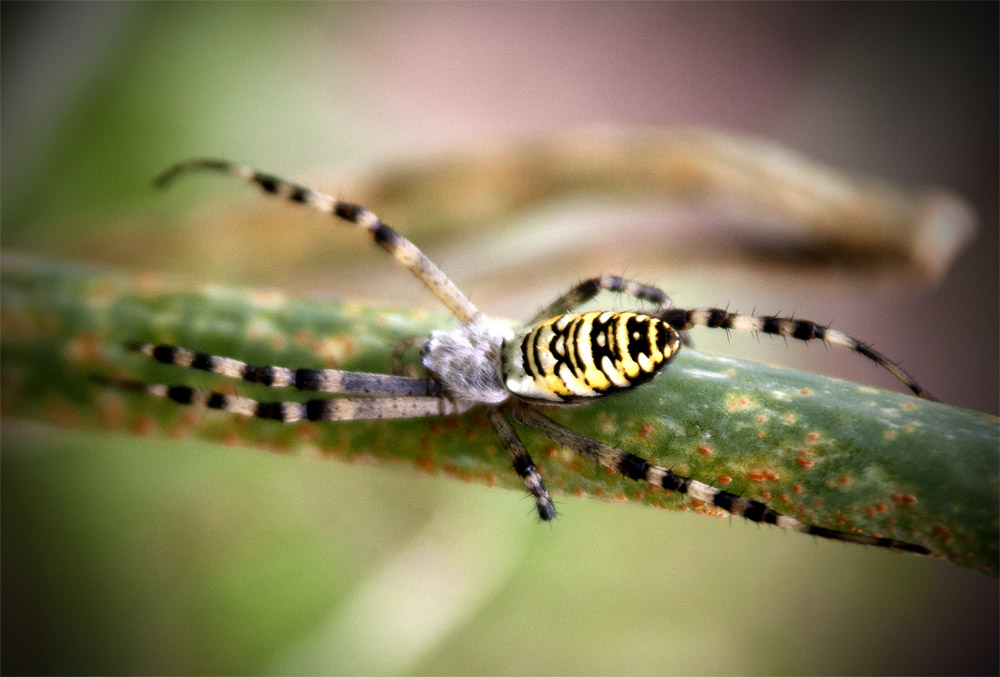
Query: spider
[{"left": 112, "top": 158, "right": 935, "bottom": 556}]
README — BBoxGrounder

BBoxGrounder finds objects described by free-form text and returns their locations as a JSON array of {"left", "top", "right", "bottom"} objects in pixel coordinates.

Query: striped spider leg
[
  {"left": 111, "top": 158, "right": 934, "bottom": 556},
  {"left": 140, "top": 159, "right": 556, "bottom": 518},
  {"left": 509, "top": 403, "right": 929, "bottom": 554},
  {"left": 655, "top": 307, "right": 937, "bottom": 401}
]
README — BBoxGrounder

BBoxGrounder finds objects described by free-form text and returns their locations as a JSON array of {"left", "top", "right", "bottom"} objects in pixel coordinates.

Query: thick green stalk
[{"left": 2, "top": 253, "right": 997, "bottom": 575}]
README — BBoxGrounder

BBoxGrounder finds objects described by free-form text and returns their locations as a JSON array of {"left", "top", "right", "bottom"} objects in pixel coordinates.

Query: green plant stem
[{"left": 2, "top": 253, "right": 996, "bottom": 575}]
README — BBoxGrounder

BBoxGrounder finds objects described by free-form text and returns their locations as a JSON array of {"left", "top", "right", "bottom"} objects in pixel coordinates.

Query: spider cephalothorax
[{"left": 109, "top": 159, "right": 935, "bottom": 555}]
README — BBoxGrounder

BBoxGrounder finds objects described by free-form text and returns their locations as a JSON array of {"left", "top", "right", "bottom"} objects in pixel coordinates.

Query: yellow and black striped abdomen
[{"left": 502, "top": 311, "right": 680, "bottom": 403}]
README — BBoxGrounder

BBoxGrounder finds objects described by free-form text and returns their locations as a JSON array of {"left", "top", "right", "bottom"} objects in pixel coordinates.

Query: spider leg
[
  {"left": 128, "top": 342, "right": 439, "bottom": 396},
  {"left": 657, "top": 307, "right": 936, "bottom": 400},
  {"left": 486, "top": 406, "right": 556, "bottom": 521},
  {"left": 510, "top": 402, "right": 930, "bottom": 554},
  {"left": 97, "top": 376, "right": 464, "bottom": 421},
  {"left": 532, "top": 275, "right": 692, "bottom": 346},
  {"left": 155, "top": 159, "right": 481, "bottom": 324}
]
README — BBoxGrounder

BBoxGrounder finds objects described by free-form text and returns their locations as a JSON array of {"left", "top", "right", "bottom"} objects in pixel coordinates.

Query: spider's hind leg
[
  {"left": 510, "top": 402, "right": 930, "bottom": 554},
  {"left": 486, "top": 406, "right": 556, "bottom": 521}
]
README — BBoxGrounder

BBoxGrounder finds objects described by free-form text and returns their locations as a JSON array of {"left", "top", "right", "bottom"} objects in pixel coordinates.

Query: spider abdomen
[{"left": 502, "top": 311, "right": 680, "bottom": 403}]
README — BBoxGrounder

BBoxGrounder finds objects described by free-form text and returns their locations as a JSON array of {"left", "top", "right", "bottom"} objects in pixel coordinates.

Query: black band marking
[
  {"left": 617, "top": 453, "right": 651, "bottom": 481},
  {"left": 191, "top": 352, "right": 214, "bottom": 371},
  {"left": 305, "top": 399, "right": 327, "bottom": 422},
  {"left": 152, "top": 345, "right": 176, "bottom": 364},
  {"left": 167, "top": 386, "right": 193, "bottom": 404}
]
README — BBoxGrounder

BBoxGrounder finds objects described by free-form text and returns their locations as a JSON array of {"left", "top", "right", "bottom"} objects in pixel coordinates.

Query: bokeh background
[{"left": 3, "top": 2, "right": 997, "bottom": 675}]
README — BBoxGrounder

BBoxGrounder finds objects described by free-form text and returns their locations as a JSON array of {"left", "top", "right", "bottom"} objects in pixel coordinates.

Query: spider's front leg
[
  {"left": 155, "top": 159, "right": 481, "bottom": 324},
  {"left": 657, "top": 308, "right": 936, "bottom": 400}
]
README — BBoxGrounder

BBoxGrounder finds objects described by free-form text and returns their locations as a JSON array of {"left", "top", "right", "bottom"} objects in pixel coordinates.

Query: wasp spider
[{"left": 115, "top": 159, "right": 935, "bottom": 555}]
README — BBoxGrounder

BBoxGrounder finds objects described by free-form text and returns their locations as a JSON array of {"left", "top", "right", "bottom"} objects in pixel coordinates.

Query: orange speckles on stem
[
  {"left": 638, "top": 423, "right": 653, "bottom": 438},
  {"left": 220, "top": 429, "right": 242, "bottom": 446},
  {"left": 756, "top": 415, "right": 768, "bottom": 424},
  {"left": 415, "top": 437, "right": 435, "bottom": 472},
  {"left": 904, "top": 401, "right": 915, "bottom": 410},
  {"left": 296, "top": 424, "right": 319, "bottom": 444},
  {"left": 717, "top": 475, "right": 732, "bottom": 484},
  {"left": 167, "top": 422, "right": 188, "bottom": 439},
  {"left": 293, "top": 329, "right": 315, "bottom": 348},
  {"left": 806, "top": 431, "right": 821, "bottom": 442},
  {"left": 64, "top": 331, "right": 103, "bottom": 366},
  {"left": 726, "top": 394, "right": 753, "bottom": 411},
  {"left": 793, "top": 484, "right": 803, "bottom": 494},
  {"left": 313, "top": 335, "right": 357, "bottom": 366},
  {"left": 269, "top": 334, "right": 287, "bottom": 352},
  {"left": 748, "top": 469, "right": 781, "bottom": 483},
  {"left": 698, "top": 445, "right": 712, "bottom": 456},
  {"left": 783, "top": 412, "right": 796, "bottom": 423},
  {"left": 761, "top": 491, "right": 772, "bottom": 500},
  {"left": 931, "top": 524, "right": 955, "bottom": 545},
  {"left": 129, "top": 415, "right": 157, "bottom": 436},
  {"left": 902, "top": 494, "right": 919, "bottom": 505},
  {"left": 884, "top": 429, "right": 897, "bottom": 440},
  {"left": 838, "top": 475, "right": 852, "bottom": 486},
  {"left": 800, "top": 388, "right": 811, "bottom": 395},
  {"left": 796, "top": 456, "right": 814, "bottom": 469},
  {"left": 272, "top": 438, "right": 293, "bottom": 454},
  {"left": 98, "top": 394, "right": 126, "bottom": 429}
]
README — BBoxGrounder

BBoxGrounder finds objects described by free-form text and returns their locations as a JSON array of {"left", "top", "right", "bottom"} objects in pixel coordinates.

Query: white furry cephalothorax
[{"left": 421, "top": 315, "right": 513, "bottom": 407}]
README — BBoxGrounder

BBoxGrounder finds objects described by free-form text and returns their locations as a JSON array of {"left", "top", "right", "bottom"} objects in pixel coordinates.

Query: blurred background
[{"left": 2, "top": 2, "right": 997, "bottom": 674}]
